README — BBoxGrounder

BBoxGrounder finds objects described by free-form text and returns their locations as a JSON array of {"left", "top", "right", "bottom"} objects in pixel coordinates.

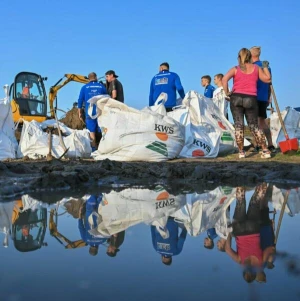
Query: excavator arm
[
  {"left": 49, "top": 208, "right": 87, "bottom": 249},
  {"left": 48, "top": 74, "right": 90, "bottom": 118}
]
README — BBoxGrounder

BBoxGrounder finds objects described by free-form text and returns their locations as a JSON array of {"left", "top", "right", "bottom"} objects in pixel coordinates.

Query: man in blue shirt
[
  {"left": 201, "top": 75, "right": 215, "bottom": 98},
  {"left": 151, "top": 217, "right": 187, "bottom": 266},
  {"left": 250, "top": 46, "right": 276, "bottom": 153},
  {"left": 78, "top": 72, "right": 107, "bottom": 151},
  {"left": 79, "top": 195, "right": 107, "bottom": 256},
  {"left": 149, "top": 62, "right": 185, "bottom": 112}
]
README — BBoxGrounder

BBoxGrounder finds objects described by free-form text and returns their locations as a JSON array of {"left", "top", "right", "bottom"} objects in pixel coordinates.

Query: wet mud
[{"left": 1, "top": 153, "right": 300, "bottom": 201}]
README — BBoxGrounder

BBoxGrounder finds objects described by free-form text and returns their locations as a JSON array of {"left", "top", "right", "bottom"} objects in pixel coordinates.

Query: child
[{"left": 201, "top": 75, "right": 215, "bottom": 98}]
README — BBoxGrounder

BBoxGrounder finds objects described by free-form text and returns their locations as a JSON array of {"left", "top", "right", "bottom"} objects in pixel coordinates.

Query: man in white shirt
[{"left": 213, "top": 74, "right": 229, "bottom": 119}]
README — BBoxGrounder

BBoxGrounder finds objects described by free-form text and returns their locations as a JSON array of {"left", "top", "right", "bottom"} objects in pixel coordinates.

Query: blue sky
[{"left": 0, "top": 0, "right": 299, "bottom": 116}]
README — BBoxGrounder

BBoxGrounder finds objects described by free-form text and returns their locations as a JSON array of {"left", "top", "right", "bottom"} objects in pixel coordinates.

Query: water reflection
[{"left": 0, "top": 183, "right": 299, "bottom": 288}]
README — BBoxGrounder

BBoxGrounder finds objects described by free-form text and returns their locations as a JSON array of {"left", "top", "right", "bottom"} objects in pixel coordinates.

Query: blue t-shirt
[
  {"left": 78, "top": 81, "right": 107, "bottom": 116},
  {"left": 254, "top": 61, "right": 271, "bottom": 102},
  {"left": 204, "top": 84, "right": 215, "bottom": 98},
  {"left": 151, "top": 218, "right": 187, "bottom": 257},
  {"left": 149, "top": 70, "right": 185, "bottom": 108},
  {"left": 78, "top": 195, "right": 107, "bottom": 247}
]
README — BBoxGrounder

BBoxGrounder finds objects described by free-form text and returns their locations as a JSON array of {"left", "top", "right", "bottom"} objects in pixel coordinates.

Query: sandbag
[
  {"left": 0, "top": 85, "right": 18, "bottom": 160},
  {"left": 88, "top": 95, "right": 185, "bottom": 161},
  {"left": 171, "top": 186, "right": 236, "bottom": 237},
  {"left": 270, "top": 107, "right": 300, "bottom": 148},
  {"left": 87, "top": 187, "right": 186, "bottom": 237},
  {"left": 17, "top": 120, "right": 92, "bottom": 159},
  {"left": 168, "top": 91, "right": 237, "bottom": 158}
]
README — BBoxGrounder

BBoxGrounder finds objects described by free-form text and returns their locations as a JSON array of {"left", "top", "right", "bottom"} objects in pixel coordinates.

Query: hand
[{"left": 262, "top": 61, "right": 269, "bottom": 68}]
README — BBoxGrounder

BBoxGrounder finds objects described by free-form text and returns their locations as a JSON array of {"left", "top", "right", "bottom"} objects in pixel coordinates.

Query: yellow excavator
[
  {"left": 49, "top": 207, "right": 87, "bottom": 250},
  {"left": 11, "top": 72, "right": 103, "bottom": 123},
  {"left": 11, "top": 71, "right": 48, "bottom": 123}
]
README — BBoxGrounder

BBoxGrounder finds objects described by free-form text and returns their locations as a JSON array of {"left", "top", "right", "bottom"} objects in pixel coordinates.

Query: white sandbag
[
  {"left": 168, "top": 91, "right": 237, "bottom": 158},
  {"left": 88, "top": 187, "right": 186, "bottom": 237},
  {"left": 171, "top": 186, "right": 236, "bottom": 237},
  {"left": 17, "top": 120, "right": 91, "bottom": 159},
  {"left": 0, "top": 85, "right": 18, "bottom": 160},
  {"left": 271, "top": 186, "right": 300, "bottom": 217},
  {"left": 270, "top": 107, "right": 300, "bottom": 148},
  {"left": 88, "top": 95, "right": 185, "bottom": 161},
  {"left": 141, "top": 93, "right": 167, "bottom": 116}
]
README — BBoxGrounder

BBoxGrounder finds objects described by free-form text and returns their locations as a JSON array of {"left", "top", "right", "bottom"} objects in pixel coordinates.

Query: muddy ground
[{"left": 1, "top": 151, "right": 300, "bottom": 202}]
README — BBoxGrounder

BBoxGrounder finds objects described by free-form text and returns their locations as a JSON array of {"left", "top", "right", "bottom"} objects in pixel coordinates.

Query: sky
[{"left": 0, "top": 0, "right": 299, "bottom": 117}]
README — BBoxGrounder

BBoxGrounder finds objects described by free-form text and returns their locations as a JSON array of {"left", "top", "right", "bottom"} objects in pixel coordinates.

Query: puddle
[{"left": 0, "top": 183, "right": 300, "bottom": 301}]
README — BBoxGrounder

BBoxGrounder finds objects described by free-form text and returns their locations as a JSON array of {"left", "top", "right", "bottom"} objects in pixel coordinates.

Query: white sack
[
  {"left": 18, "top": 120, "right": 92, "bottom": 159},
  {"left": 168, "top": 91, "right": 237, "bottom": 158},
  {"left": 270, "top": 107, "right": 300, "bottom": 148},
  {"left": 88, "top": 95, "right": 185, "bottom": 162},
  {"left": 88, "top": 187, "right": 186, "bottom": 237},
  {"left": 171, "top": 186, "right": 236, "bottom": 237},
  {"left": 0, "top": 85, "right": 18, "bottom": 160}
]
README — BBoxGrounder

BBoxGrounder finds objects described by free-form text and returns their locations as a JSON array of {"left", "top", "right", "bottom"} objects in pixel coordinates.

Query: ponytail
[{"left": 238, "top": 48, "right": 252, "bottom": 71}]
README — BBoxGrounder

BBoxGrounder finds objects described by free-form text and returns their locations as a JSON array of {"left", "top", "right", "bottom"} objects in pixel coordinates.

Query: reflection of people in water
[
  {"left": 79, "top": 195, "right": 107, "bottom": 256},
  {"left": 151, "top": 217, "right": 187, "bottom": 266},
  {"left": 106, "top": 231, "right": 125, "bottom": 257},
  {"left": 204, "top": 206, "right": 231, "bottom": 252},
  {"left": 225, "top": 184, "right": 274, "bottom": 283},
  {"left": 21, "top": 224, "right": 33, "bottom": 241}
]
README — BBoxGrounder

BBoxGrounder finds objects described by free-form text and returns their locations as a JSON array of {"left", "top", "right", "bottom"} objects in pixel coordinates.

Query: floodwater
[{"left": 0, "top": 183, "right": 299, "bottom": 301}]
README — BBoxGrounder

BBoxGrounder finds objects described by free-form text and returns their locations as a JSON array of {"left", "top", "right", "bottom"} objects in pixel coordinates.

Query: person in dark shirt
[
  {"left": 105, "top": 70, "right": 124, "bottom": 103},
  {"left": 106, "top": 231, "right": 125, "bottom": 258}
]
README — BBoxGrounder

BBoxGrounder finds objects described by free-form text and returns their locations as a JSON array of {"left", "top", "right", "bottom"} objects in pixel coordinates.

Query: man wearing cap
[
  {"left": 78, "top": 72, "right": 107, "bottom": 151},
  {"left": 250, "top": 46, "right": 276, "bottom": 153},
  {"left": 149, "top": 62, "right": 185, "bottom": 112},
  {"left": 105, "top": 70, "right": 124, "bottom": 103}
]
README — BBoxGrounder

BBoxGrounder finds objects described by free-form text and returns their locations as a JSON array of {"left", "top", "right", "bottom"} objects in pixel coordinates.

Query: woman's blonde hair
[{"left": 238, "top": 48, "right": 252, "bottom": 71}]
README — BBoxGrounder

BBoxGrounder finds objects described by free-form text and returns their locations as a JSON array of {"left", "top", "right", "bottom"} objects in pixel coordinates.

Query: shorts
[
  {"left": 85, "top": 117, "right": 101, "bottom": 133},
  {"left": 257, "top": 101, "right": 269, "bottom": 119}
]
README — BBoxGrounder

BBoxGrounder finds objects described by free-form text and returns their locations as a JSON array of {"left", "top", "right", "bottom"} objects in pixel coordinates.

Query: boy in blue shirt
[
  {"left": 78, "top": 72, "right": 107, "bottom": 151},
  {"left": 201, "top": 75, "right": 215, "bottom": 98},
  {"left": 149, "top": 62, "right": 185, "bottom": 112}
]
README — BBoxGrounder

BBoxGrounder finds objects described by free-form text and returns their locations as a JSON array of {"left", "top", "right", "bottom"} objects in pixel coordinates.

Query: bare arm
[
  {"left": 222, "top": 67, "right": 236, "bottom": 96},
  {"left": 111, "top": 90, "right": 117, "bottom": 99},
  {"left": 258, "top": 67, "right": 271, "bottom": 83},
  {"left": 225, "top": 233, "right": 240, "bottom": 263}
]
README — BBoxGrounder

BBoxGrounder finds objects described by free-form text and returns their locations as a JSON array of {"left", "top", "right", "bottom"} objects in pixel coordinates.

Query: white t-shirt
[{"left": 213, "top": 86, "right": 229, "bottom": 117}]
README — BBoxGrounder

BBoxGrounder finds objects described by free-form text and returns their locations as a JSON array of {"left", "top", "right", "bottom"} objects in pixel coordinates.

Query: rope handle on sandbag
[{"left": 154, "top": 93, "right": 168, "bottom": 106}]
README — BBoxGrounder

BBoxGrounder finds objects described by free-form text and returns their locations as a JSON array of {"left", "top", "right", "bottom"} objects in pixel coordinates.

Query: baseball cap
[{"left": 105, "top": 70, "right": 118, "bottom": 78}]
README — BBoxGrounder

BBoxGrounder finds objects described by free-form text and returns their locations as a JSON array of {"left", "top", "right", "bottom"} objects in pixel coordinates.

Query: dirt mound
[{"left": 59, "top": 107, "right": 85, "bottom": 130}]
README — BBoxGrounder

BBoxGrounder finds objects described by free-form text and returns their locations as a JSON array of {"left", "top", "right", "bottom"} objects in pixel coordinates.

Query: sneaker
[
  {"left": 239, "top": 151, "right": 246, "bottom": 158},
  {"left": 250, "top": 146, "right": 261, "bottom": 153},
  {"left": 268, "top": 145, "right": 277, "bottom": 153},
  {"left": 261, "top": 150, "right": 271, "bottom": 159}
]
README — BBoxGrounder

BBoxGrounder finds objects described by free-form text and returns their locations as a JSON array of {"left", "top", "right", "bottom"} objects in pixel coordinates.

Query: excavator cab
[
  {"left": 10, "top": 71, "right": 48, "bottom": 123},
  {"left": 12, "top": 207, "right": 47, "bottom": 252}
]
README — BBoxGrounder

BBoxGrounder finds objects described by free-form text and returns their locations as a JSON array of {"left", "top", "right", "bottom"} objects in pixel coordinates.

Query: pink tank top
[
  {"left": 232, "top": 65, "right": 259, "bottom": 96},
  {"left": 236, "top": 234, "right": 263, "bottom": 265}
]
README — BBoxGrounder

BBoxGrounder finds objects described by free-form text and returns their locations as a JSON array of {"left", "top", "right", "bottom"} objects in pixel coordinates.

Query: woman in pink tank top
[
  {"left": 222, "top": 48, "right": 272, "bottom": 159},
  {"left": 225, "top": 185, "right": 269, "bottom": 283}
]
